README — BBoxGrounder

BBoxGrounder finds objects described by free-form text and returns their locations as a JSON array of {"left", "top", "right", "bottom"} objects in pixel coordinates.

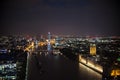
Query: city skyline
[{"left": 0, "top": 0, "right": 120, "bottom": 36}]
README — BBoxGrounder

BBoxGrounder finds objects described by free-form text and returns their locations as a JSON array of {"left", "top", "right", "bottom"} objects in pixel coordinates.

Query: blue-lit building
[{"left": 47, "top": 32, "right": 52, "bottom": 52}]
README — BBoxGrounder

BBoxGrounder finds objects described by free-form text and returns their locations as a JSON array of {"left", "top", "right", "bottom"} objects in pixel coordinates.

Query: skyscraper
[{"left": 47, "top": 32, "right": 51, "bottom": 52}]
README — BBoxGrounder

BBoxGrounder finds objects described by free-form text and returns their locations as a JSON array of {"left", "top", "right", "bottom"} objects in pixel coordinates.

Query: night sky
[{"left": 0, "top": 0, "right": 120, "bottom": 36}]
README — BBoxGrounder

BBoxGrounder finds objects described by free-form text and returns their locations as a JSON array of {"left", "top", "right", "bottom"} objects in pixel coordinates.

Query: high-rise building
[{"left": 47, "top": 32, "right": 51, "bottom": 52}]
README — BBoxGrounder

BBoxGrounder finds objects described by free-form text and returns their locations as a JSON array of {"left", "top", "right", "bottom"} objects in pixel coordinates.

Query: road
[{"left": 27, "top": 51, "right": 102, "bottom": 80}]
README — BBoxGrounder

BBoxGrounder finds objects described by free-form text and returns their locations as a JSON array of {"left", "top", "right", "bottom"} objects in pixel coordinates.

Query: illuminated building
[
  {"left": 90, "top": 43, "right": 96, "bottom": 55},
  {"left": 47, "top": 32, "right": 51, "bottom": 52},
  {"left": 111, "top": 69, "right": 120, "bottom": 77}
]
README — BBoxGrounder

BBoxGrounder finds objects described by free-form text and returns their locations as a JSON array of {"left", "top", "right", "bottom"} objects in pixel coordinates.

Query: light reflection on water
[
  {"left": 52, "top": 54, "right": 102, "bottom": 80},
  {"left": 78, "top": 63, "right": 102, "bottom": 80},
  {"left": 31, "top": 53, "right": 102, "bottom": 80}
]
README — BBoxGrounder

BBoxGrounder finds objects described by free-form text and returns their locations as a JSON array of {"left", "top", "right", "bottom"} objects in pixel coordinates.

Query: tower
[
  {"left": 90, "top": 43, "right": 96, "bottom": 55},
  {"left": 47, "top": 32, "right": 51, "bottom": 52}
]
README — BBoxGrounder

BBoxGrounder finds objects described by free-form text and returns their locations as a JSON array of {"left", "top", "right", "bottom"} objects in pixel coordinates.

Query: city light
[
  {"left": 111, "top": 69, "right": 120, "bottom": 76},
  {"left": 0, "top": 34, "right": 120, "bottom": 80},
  {"left": 25, "top": 42, "right": 35, "bottom": 51},
  {"left": 90, "top": 43, "right": 96, "bottom": 55},
  {"left": 39, "top": 42, "right": 46, "bottom": 46},
  {"left": 117, "top": 58, "right": 120, "bottom": 62},
  {"left": 79, "top": 56, "right": 103, "bottom": 73}
]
